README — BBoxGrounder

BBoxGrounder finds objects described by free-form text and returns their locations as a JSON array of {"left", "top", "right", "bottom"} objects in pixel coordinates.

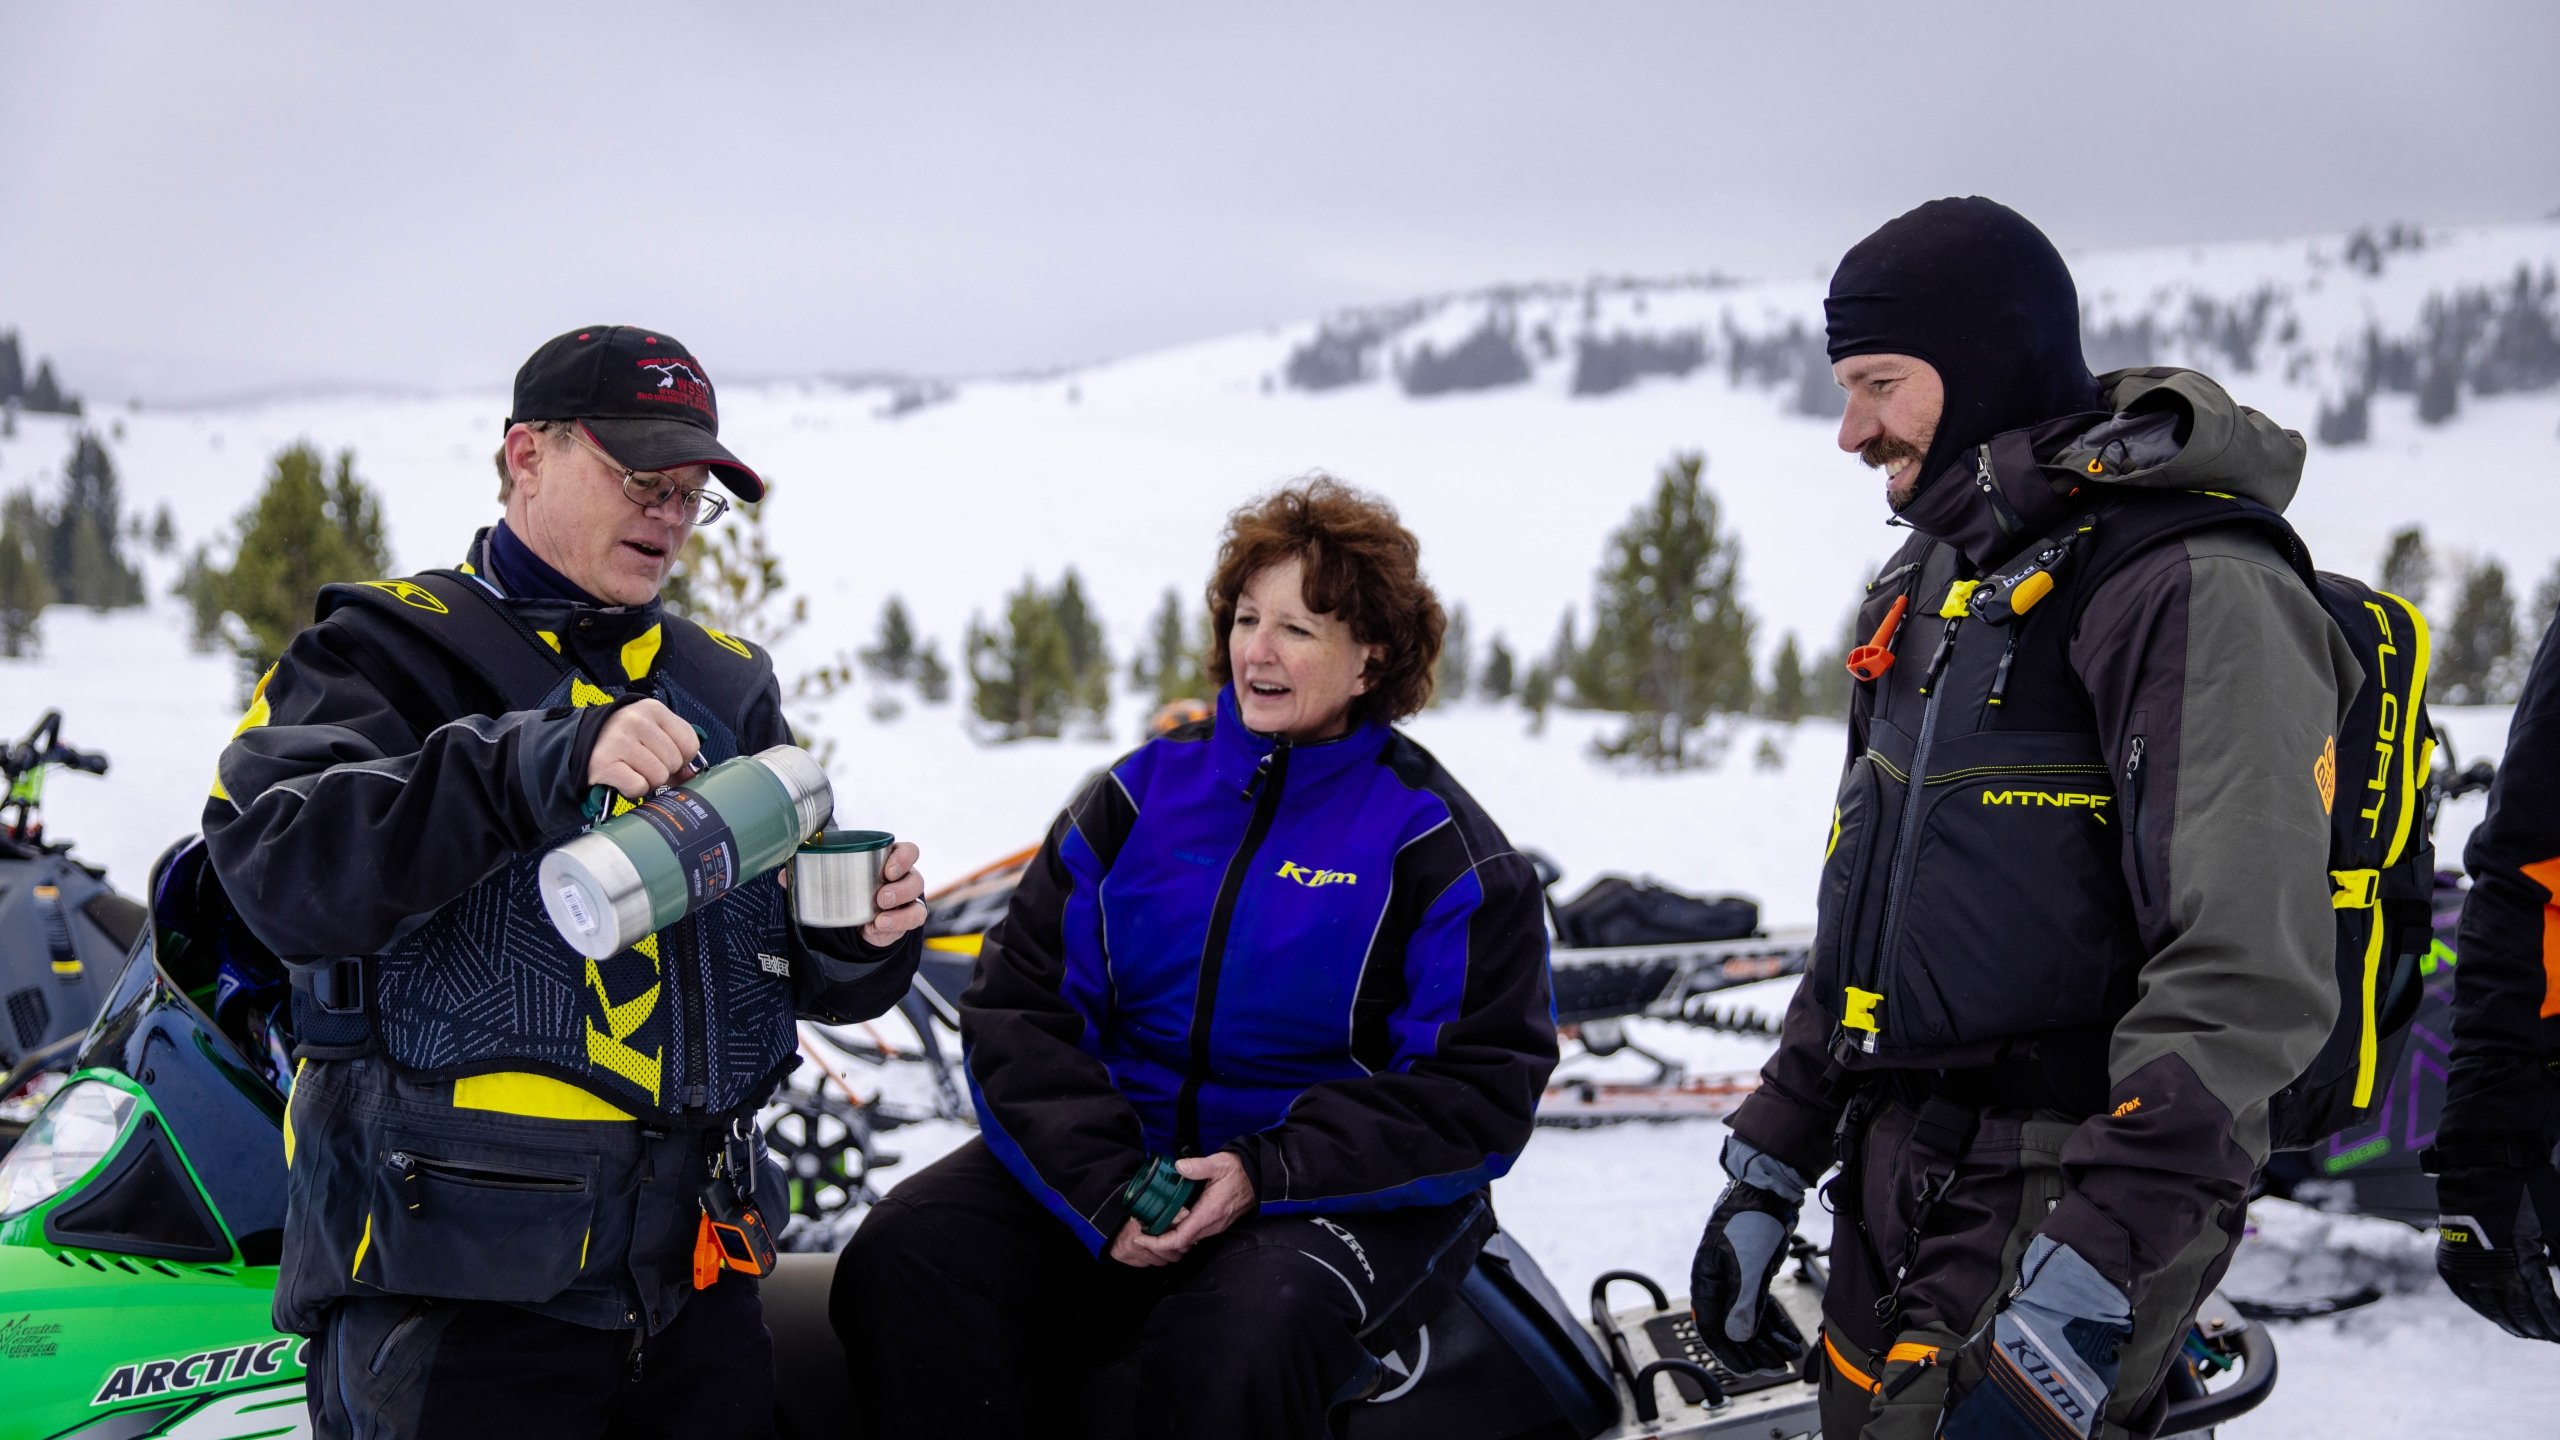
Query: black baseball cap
[{"left": 507, "top": 325, "right": 764, "bottom": 502}]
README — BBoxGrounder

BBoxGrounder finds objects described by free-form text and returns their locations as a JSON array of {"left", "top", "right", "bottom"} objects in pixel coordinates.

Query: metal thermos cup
[
  {"left": 539, "top": 745, "right": 833, "bottom": 960},
  {"left": 790, "top": 830, "right": 893, "bottom": 929}
]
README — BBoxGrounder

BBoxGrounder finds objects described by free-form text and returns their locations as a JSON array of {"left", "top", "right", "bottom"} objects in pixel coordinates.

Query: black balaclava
[{"left": 1824, "top": 197, "right": 2097, "bottom": 499}]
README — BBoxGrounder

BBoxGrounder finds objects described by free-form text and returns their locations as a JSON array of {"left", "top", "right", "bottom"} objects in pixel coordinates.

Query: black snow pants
[
  {"left": 304, "top": 1272, "right": 774, "bottom": 1440},
  {"left": 831, "top": 1137, "right": 1495, "bottom": 1440},
  {"left": 1811, "top": 1091, "right": 2247, "bottom": 1440}
]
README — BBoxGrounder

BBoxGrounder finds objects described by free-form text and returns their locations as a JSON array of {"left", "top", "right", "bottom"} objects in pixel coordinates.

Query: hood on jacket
[{"left": 1894, "top": 366, "right": 2306, "bottom": 569}]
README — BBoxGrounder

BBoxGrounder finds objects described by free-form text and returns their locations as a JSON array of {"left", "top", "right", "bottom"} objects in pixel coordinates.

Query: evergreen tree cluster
[
  {"left": 1399, "top": 314, "right": 1534, "bottom": 397},
  {"left": 2374, "top": 524, "right": 2560, "bottom": 707},
  {"left": 180, "top": 443, "right": 393, "bottom": 697},
  {"left": 1569, "top": 331, "right": 1706, "bottom": 397},
  {"left": 2323, "top": 265, "right": 2560, "bottom": 438},
  {"left": 966, "top": 569, "right": 1114, "bottom": 740},
  {"left": 0, "top": 330, "right": 82, "bottom": 416},
  {"left": 1128, "top": 588, "right": 1211, "bottom": 714},
  {"left": 0, "top": 430, "right": 151, "bottom": 653}
]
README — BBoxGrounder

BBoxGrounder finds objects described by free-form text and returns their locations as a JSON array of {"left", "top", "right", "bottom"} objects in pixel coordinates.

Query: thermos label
[
  {"left": 556, "top": 883, "right": 599, "bottom": 936},
  {"left": 633, "top": 784, "right": 741, "bottom": 908}
]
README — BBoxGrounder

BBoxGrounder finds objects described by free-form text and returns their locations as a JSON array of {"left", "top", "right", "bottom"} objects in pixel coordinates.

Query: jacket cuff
[
  {"left": 1725, "top": 1089, "right": 1838, "bottom": 1184},
  {"left": 1226, "top": 1132, "right": 1286, "bottom": 1204},
  {"left": 517, "top": 703, "right": 622, "bottom": 838},
  {"left": 2037, "top": 1190, "right": 2144, "bottom": 1302}
]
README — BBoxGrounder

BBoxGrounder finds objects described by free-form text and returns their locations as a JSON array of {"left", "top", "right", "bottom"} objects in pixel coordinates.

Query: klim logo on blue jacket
[{"left": 1275, "top": 861, "right": 1357, "bottom": 888}]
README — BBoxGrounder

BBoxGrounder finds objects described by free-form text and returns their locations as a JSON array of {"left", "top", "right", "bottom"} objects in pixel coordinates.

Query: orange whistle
[
  {"left": 692, "top": 1213, "right": 723, "bottom": 1291},
  {"left": 1845, "top": 595, "right": 1911, "bottom": 682}
]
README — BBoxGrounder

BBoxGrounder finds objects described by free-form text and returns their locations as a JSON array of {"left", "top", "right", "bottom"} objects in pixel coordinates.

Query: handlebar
[{"left": 3, "top": 710, "right": 108, "bottom": 781}]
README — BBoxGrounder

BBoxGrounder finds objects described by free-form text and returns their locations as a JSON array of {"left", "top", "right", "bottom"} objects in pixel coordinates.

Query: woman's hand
[{"left": 1105, "top": 1153, "right": 1257, "bottom": 1268}]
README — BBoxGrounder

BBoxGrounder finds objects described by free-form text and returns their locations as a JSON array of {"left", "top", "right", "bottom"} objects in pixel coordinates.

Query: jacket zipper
[
  {"left": 1176, "top": 742, "right": 1292, "bottom": 1153},
  {"left": 2121, "top": 734, "right": 2152, "bottom": 906},
  {"left": 1859, "top": 607, "right": 1965, "bottom": 1054},
  {"left": 1974, "top": 445, "right": 2026, "bottom": 538},
  {"left": 683, "top": 919, "right": 709, "bottom": 1110},
  {"left": 386, "top": 1150, "right": 583, "bottom": 1212}
]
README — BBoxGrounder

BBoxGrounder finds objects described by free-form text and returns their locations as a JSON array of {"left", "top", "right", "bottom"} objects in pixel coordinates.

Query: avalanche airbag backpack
[{"left": 2066, "top": 491, "right": 2438, "bottom": 1151}]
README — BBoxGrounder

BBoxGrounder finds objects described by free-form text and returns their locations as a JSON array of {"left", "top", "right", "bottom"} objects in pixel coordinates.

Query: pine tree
[
  {"left": 0, "top": 331, "right": 23, "bottom": 403},
  {"left": 1519, "top": 661, "right": 1555, "bottom": 735},
  {"left": 1053, "top": 568, "right": 1112, "bottom": 728},
  {"left": 149, "top": 504, "right": 177, "bottom": 555},
  {"left": 967, "top": 575, "right": 1077, "bottom": 740},
  {"left": 1436, "top": 604, "right": 1472, "bottom": 703},
  {"left": 207, "top": 444, "right": 398, "bottom": 695},
  {"left": 915, "top": 639, "right": 952, "bottom": 704},
  {"left": 1480, "top": 634, "right": 1516, "bottom": 701},
  {"left": 1545, "top": 609, "right": 1580, "bottom": 709},
  {"left": 48, "top": 433, "right": 143, "bottom": 608},
  {"left": 665, "top": 491, "right": 804, "bottom": 651},
  {"left": 1760, "top": 632, "right": 1811, "bottom": 724},
  {"left": 0, "top": 489, "right": 52, "bottom": 657},
  {"left": 2529, "top": 558, "right": 2560, "bottom": 636},
  {"left": 1131, "top": 587, "right": 1207, "bottom": 704},
  {"left": 2436, "top": 559, "right": 2519, "bottom": 705},
  {"left": 2380, "top": 526, "right": 2435, "bottom": 608},
  {"left": 175, "top": 544, "right": 227, "bottom": 652},
  {"left": 2416, "top": 356, "right": 2460, "bottom": 425},
  {"left": 1811, "top": 604, "right": 1860, "bottom": 719},
  {"left": 860, "top": 596, "right": 918, "bottom": 682},
  {"left": 24, "top": 361, "right": 68, "bottom": 415},
  {"left": 331, "top": 452, "right": 392, "bottom": 578},
  {"left": 1577, "top": 453, "right": 1757, "bottom": 767}
]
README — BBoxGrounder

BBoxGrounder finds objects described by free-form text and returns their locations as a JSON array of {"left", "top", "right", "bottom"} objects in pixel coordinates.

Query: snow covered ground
[{"left": 6, "top": 215, "right": 2559, "bottom": 1432}]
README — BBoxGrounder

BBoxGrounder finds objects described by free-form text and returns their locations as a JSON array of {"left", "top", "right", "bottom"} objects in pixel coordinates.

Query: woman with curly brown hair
[{"left": 835, "top": 477, "right": 1559, "bottom": 1439}]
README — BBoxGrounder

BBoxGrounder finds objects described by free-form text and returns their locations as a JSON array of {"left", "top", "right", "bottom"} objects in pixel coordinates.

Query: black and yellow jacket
[
  {"left": 203, "top": 528, "right": 917, "bottom": 1334},
  {"left": 1730, "top": 369, "right": 2364, "bottom": 1305}
]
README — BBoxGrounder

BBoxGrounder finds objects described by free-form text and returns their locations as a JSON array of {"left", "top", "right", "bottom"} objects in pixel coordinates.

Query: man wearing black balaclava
[{"left": 1687, "top": 199, "right": 2365, "bottom": 1440}]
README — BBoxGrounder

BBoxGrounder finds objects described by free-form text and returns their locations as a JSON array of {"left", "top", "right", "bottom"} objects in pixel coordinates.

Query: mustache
[{"left": 1860, "top": 435, "right": 1925, "bottom": 471}]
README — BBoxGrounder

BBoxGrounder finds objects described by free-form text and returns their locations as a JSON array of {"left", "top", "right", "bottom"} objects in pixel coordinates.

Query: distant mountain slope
[{"left": 1, "top": 220, "right": 2553, "bottom": 689}]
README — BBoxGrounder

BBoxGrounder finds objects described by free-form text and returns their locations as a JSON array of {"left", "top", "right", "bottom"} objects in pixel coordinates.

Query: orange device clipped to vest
[{"left": 1845, "top": 594, "right": 1911, "bottom": 682}]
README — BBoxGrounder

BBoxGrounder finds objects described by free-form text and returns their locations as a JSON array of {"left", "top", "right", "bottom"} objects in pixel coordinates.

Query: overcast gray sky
[{"left": 5, "top": 1, "right": 2556, "bottom": 402}]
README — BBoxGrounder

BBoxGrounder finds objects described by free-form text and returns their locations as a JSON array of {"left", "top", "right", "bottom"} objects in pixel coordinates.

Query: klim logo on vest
[
  {"left": 1979, "top": 789, "right": 2111, "bottom": 824},
  {"left": 1275, "top": 861, "right": 1357, "bottom": 888}
]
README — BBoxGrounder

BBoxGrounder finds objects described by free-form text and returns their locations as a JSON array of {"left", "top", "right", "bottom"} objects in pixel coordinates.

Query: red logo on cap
[{"left": 636, "top": 359, "right": 714, "bottom": 418}]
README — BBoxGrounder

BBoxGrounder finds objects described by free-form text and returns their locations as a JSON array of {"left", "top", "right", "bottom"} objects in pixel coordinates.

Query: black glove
[
  {"left": 1689, "top": 1137, "right": 1809, "bottom": 1373},
  {"left": 2427, "top": 1135, "right": 2560, "bottom": 1343}
]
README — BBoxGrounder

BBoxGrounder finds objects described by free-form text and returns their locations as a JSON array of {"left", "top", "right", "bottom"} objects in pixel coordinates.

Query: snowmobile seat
[{"left": 764, "top": 1232, "right": 1619, "bottom": 1440}]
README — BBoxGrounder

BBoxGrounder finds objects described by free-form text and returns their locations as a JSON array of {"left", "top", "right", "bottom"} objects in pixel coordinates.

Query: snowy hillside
[{"left": 5, "top": 215, "right": 2560, "bottom": 1433}]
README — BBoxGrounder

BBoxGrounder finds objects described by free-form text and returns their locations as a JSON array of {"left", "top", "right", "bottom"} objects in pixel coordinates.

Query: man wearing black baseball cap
[{"left": 205, "top": 325, "right": 928, "bottom": 1436}]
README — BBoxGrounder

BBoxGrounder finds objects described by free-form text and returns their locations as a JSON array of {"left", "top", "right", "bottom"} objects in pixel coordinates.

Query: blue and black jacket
[{"left": 961, "top": 687, "right": 1558, "bottom": 1254}]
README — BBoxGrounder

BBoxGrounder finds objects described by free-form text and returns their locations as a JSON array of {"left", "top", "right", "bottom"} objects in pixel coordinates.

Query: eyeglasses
[{"left": 568, "top": 427, "right": 730, "bottom": 526}]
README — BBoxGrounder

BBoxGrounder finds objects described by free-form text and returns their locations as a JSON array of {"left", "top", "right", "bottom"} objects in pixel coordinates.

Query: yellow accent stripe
[
  {"left": 283, "top": 1058, "right": 305, "bottom": 1168},
  {"left": 351, "top": 1214, "right": 373, "bottom": 1279},
  {"left": 570, "top": 676, "right": 616, "bottom": 708},
  {"left": 536, "top": 630, "right": 562, "bottom": 653},
  {"left": 212, "top": 665, "right": 279, "bottom": 802},
  {"left": 580, "top": 1228, "right": 591, "bottom": 1270},
  {"left": 452, "top": 1071, "right": 635, "bottom": 1122},
  {"left": 622, "top": 623, "right": 663, "bottom": 681},
  {"left": 2353, "top": 906, "right": 2386, "bottom": 1106},
  {"left": 2380, "top": 591, "right": 2430, "bottom": 868},
  {"left": 1825, "top": 1332, "right": 1878, "bottom": 1394},
  {"left": 924, "top": 934, "right": 984, "bottom": 957},
  {"left": 1825, "top": 806, "right": 1843, "bottom": 861}
]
